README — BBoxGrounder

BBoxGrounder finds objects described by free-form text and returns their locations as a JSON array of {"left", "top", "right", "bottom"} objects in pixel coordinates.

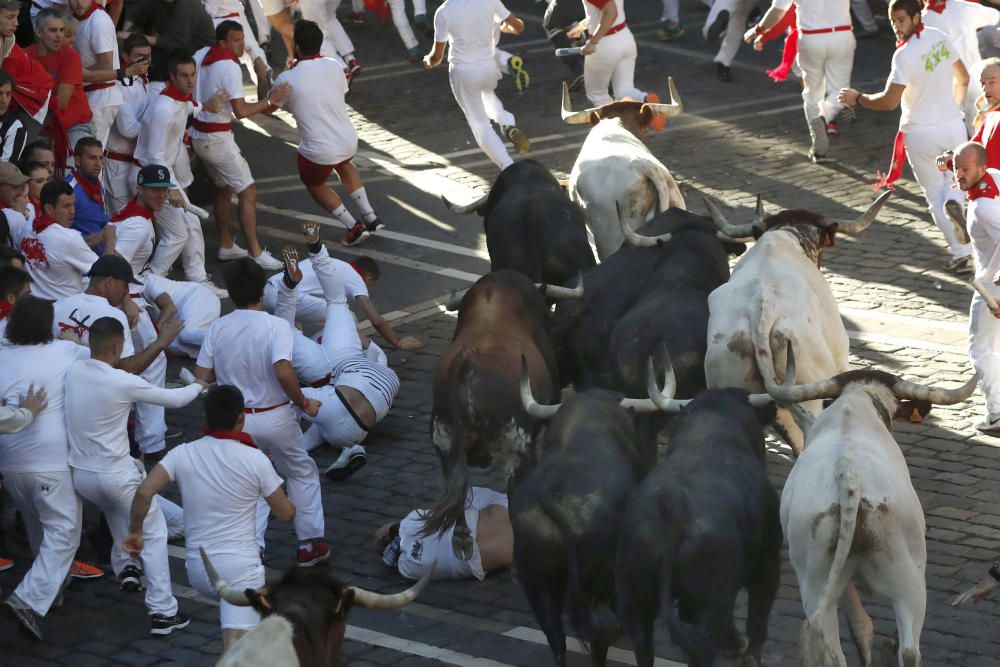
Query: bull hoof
[
  {"left": 452, "top": 527, "right": 474, "bottom": 561},
  {"left": 741, "top": 654, "right": 760, "bottom": 667},
  {"left": 878, "top": 634, "right": 899, "bottom": 666},
  {"left": 722, "top": 632, "right": 749, "bottom": 658}
]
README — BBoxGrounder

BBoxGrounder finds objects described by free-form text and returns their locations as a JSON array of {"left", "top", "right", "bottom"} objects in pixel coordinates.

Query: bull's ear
[
  {"left": 640, "top": 105, "right": 653, "bottom": 128},
  {"left": 245, "top": 588, "right": 274, "bottom": 615},
  {"left": 334, "top": 588, "right": 356, "bottom": 619},
  {"left": 822, "top": 224, "right": 838, "bottom": 247}
]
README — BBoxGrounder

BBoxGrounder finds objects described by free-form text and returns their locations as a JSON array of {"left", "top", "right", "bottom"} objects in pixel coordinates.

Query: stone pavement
[{"left": 3, "top": 0, "right": 1000, "bottom": 664}]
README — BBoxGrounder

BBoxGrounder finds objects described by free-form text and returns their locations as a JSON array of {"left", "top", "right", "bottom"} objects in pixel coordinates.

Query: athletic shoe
[
  {"left": 297, "top": 539, "right": 331, "bottom": 567},
  {"left": 69, "top": 560, "right": 104, "bottom": 579},
  {"left": 364, "top": 217, "right": 385, "bottom": 233},
  {"left": 976, "top": 414, "right": 1000, "bottom": 436},
  {"left": 808, "top": 148, "right": 827, "bottom": 164},
  {"left": 0, "top": 556, "right": 12, "bottom": 571},
  {"left": 945, "top": 255, "right": 974, "bottom": 275},
  {"left": 407, "top": 45, "right": 422, "bottom": 62},
  {"left": 150, "top": 611, "right": 190, "bottom": 636},
  {"left": 826, "top": 121, "right": 838, "bottom": 136},
  {"left": 252, "top": 249, "right": 283, "bottom": 271},
  {"left": 656, "top": 21, "right": 685, "bottom": 41},
  {"left": 198, "top": 279, "right": 229, "bottom": 299},
  {"left": 506, "top": 55, "right": 530, "bottom": 91},
  {"left": 345, "top": 11, "right": 365, "bottom": 24},
  {"left": 716, "top": 63, "right": 732, "bottom": 82},
  {"left": 705, "top": 9, "right": 729, "bottom": 43},
  {"left": 347, "top": 59, "right": 362, "bottom": 81},
  {"left": 341, "top": 222, "right": 370, "bottom": 247},
  {"left": 3, "top": 594, "right": 42, "bottom": 640},
  {"left": 325, "top": 445, "right": 367, "bottom": 481},
  {"left": 645, "top": 92, "right": 666, "bottom": 132},
  {"left": 120, "top": 564, "right": 144, "bottom": 592},
  {"left": 504, "top": 126, "right": 530, "bottom": 155},
  {"left": 217, "top": 243, "right": 248, "bottom": 261},
  {"left": 809, "top": 115, "right": 829, "bottom": 157},
  {"left": 567, "top": 73, "right": 585, "bottom": 92},
  {"left": 413, "top": 13, "right": 433, "bottom": 39}
]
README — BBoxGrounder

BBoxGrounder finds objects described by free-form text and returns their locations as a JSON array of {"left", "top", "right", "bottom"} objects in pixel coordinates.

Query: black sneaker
[
  {"left": 120, "top": 564, "right": 144, "bottom": 592},
  {"left": 364, "top": 216, "right": 385, "bottom": 233},
  {"left": 150, "top": 611, "right": 190, "bottom": 636},
  {"left": 3, "top": 594, "right": 42, "bottom": 640},
  {"left": 341, "top": 222, "right": 370, "bottom": 247},
  {"left": 347, "top": 59, "right": 362, "bottom": 81},
  {"left": 716, "top": 63, "right": 732, "bottom": 82},
  {"left": 706, "top": 9, "right": 729, "bottom": 43},
  {"left": 945, "top": 255, "right": 974, "bottom": 275}
]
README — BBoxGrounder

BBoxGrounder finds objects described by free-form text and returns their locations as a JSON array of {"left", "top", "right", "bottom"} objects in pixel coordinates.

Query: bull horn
[
  {"left": 618, "top": 201, "right": 672, "bottom": 247},
  {"left": 620, "top": 351, "right": 688, "bottom": 413},
  {"left": 831, "top": 190, "right": 891, "bottom": 234},
  {"left": 748, "top": 393, "right": 776, "bottom": 407},
  {"left": 441, "top": 192, "right": 488, "bottom": 215},
  {"left": 351, "top": 564, "right": 433, "bottom": 610},
  {"left": 520, "top": 356, "right": 560, "bottom": 419},
  {"left": 701, "top": 194, "right": 757, "bottom": 241},
  {"left": 200, "top": 546, "right": 259, "bottom": 607},
  {"left": 537, "top": 275, "right": 583, "bottom": 299},
  {"left": 892, "top": 373, "right": 978, "bottom": 405},
  {"left": 642, "top": 76, "right": 683, "bottom": 119},
  {"left": 763, "top": 343, "right": 843, "bottom": 404},
  {"left": 561, "top": 81, "right": 598, "bottom": 125}
]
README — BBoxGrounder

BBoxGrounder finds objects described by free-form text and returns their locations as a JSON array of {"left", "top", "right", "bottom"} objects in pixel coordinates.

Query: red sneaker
[
  {"left": 826, "top": 121, "right": 838, "bottom": 135},
  {"left": 0, "top": 556, "right": 12, "bottom": 571},
  {"left": 297, "top": 540, "right": 330, "bottom": 567},
  {"left": 70, "top": 560, "right": 105, "bottom": 579},
  {"left": 341, "top": 222, "right": 370, "bottom": 247}
]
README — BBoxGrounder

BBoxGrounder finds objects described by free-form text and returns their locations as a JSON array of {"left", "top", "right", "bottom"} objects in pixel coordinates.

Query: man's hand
[
  {"left": 282, "top": 246, "right": 302, "bottom": 282},
  {"left": 838, "top": 88, "right": 860, "bottom": 107},
  {"left": 102, "top": 224, "right": 117, "bottom": 251},
  {"left": 303, "top": 221, "right": 321, "bottom": 244},
  {"left": 990, "top": 304, "right": 1000, "bottom": 320},
  {"left": 124, "top": 532, "right": 144, "bottom": 559},
  {"left": 125, "top": 60, "right": 149, "bottom": 77},
  {"left": 743, "top": 25, "right": 759, "bottom": 44},
  {"left": 58, "top": 329, "right": 83, "bottom": 344},
  {"left": 423, "top": 53, "right": 437, "bottom": 68},
  {"left": 167, "top": 189, "right": 185, "bottom": 209},
  {"left": 580, "top": 40, "right": 597, "bottom": 56},
  {"left": 951, "top": 573, "right": 1000, "bottom": 605},
  {"left": 266, "top": 82, "right": 292, "bottom": 108},
  {"left": 752, "top": 35, "right": 765, "bottom": 51},
  {"left": 566, "top": 22, "right": 584, "bottom": 39},
  {"left": 155, "top": 319, "right": 185, "bottom": 347},
  {"left": 203, "top": 90, "right": 228, "bottom": 114},
  {"left": 303, "top": 398, "right": 321, "bottom": 417},
  {"left": 19, "top": 384, "right": 47, "bottom": 417},
  {"left": 122, "top": 296, "right": 141, "bottom": 328},
  {"left": 397, "top": 336, "right": 423, "bottom": 351}
]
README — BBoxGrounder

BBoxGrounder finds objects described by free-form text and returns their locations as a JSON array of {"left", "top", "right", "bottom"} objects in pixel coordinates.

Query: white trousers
[
  {"left": 150, "top": 203, "right": 207, "bottom": 282},
  {"left": 72, "top": 466, "right": 178, "bottom": 616},
  {"left": 4, "top": 470, "right": 81, "bottom": 615},
  {"left": 300, "top": 0, "right": 355, "bottom": 59},
  {"left": 301, "top": 385, "right": 369, "bottom": 449},
  {"left": 186, "top": 550, "right": 264, "bottom": 629},
  {"left": 243, "top": 406, "right": 324, "bottom": 541},
  {"left": 714, "top": 0, "right": 754, "bottom": 67},
  {"left": 264, "top": 282, "right": 327, "bottom": 330},
  {"left": 904, "top": 119, "right": 973, "bottom": 260},
  {"left": 102, "top": 156, "right": 139, "bottom": 216},
  {"left": 660, "top": 0, "right": 679, "bottom": 23},
  {"left": 89, "top": 103, "right": 120, "bottom": 148},
  {"left": 449, "top": 62, "right": 515, "bottom": 171},
  {"left": 798, "top": 31, "right": 855, "bottom": 135},
  {"left": 212, "top": 11, "right": 269, "bottom": 84},
  {"left": 311, "top": 248, "right": 364, "bottom": 355},
  {"left": 131, "top": 310, "right": 168, "bottom": 454},
  {"left": 970, "top": 292, "right": 1000, "bottom": 416},
  {"left": 248, "top": 0, "right": 271, "bottom": 40},
  {"left": 158, "top": 495, "right": 185, "bottom": 540},
  {"left": 388, "top": 0, "right": 419, "bottom": 49},
  {"left": 583, "top": 28, "right": 644, "bottom": 106}
]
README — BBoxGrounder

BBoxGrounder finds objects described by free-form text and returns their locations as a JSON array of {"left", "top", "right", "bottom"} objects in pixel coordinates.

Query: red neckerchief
[
  {"left": 202, "top": 43, "right": 239, "bottom": 67},
  {"left": 32, "top": 213, "right": 57, "bottom": 234},
  {"left": 0, "top": 300, "right": 12, "bottom": 321},
  {"left": 292, "top": 54, "right": 323, "bottom": 67},
  {"left": 28, "top": 196, "right": 40, "bottom": 217},
  {"left": 71, "top": 169, "right": 103, "bottom": 206},
  {"left": 350, "top": 262, "right": 365, "bottom": 278},
  {"left": 161, "top": 83, "right": 196, "bottom": 105},
  {"left": 925, "top": 0, "right": 946, "bottom": 13},
  {"left": 203, "top": 429, "right": 258, "bottom": 448},
  {"left": 969, "top": 172, "right": 1000, "bottom": 201},
  {"left": 72, "top": 1, "right": 103, "bottom": 21},
  {"left": 111, "top": 196, "right": 154, "bottom": 222},
  {"left": 896, "top": 22, "right": 924, "bottom": 48}
]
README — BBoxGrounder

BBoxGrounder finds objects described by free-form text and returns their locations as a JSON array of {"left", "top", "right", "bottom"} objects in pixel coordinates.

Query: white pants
[
  {"left": 158, "top": 495, "right": 185, "bottom": 540},
  {"left": 449, "top": 62, "right": 515, "bottom": 171},
  {"left": 388, "top": 0, "right": 419, "bottom": 49},
  {"left": 904, "top": 120, "right": 973, "bottom": 260},
  {"left": 89, "top": 103, "right": 120, "bottom": 148},
  {"left": 191, "top": 134, "right": 255, "bottom": 194},
  {"left": 102, "top": 156, "right": 139, "bottom": 215},
  {"left": 72, "top": 466, "right": 178, "bottom": 616},
  {"left": 714, "top": 0, "right": 754, "bottom": 67},
  {"left": 703, "top": 0, "right": 733, "bottom": 39},
  {"left": 660, "top": 0, "right": 679, "bottom": 23},
  {"left": 798, "top": 31, "right": 855, "bottom": 135},
  {"left": 264, "top": 282, "right": 327, "bottom": 330},
  {"left": 301, "top": 386, "right": 369, "bottom": 449},
  {"left": 131, "top": 310, "right": 168, "bottom": 454},
  {"left": 300, "top": 0, "right": 355, "bottom": 59},
  {"left": 311, "top": 248, "right": 364, "bottom": 355},
  {"left": 970, "top": 292, "right": 1000, "bottom": 416},
  {"left": 186, "top": 550, "right": 264, "bottom": 630},
  {"left": 150, "top": 203, "right": 207, "bottom": 282},
  {"left": 583, "top": 28, "right": 644, "bottom": 106},
  {"left": 3, "top": 470, "right": 81, "bottom": 615},
  {"left": 212, "top": 10, "right": 269, "bottom": 84},
  {"left": 243, "top": 406, "right": 324, "bottom": 541},
  {"left": 248, "top": 0, "right": 271, "bottom": 39}
]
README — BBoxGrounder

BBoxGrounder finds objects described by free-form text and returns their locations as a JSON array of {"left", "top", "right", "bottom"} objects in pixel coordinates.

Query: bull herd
[{"left": 430, "top": 84, "right": 981, "bottom": 667}]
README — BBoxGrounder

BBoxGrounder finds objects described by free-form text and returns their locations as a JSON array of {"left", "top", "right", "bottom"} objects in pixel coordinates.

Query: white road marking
[
  {"left": 347, "top": 627, "right": 516, "bottom": 667},
  {"left": 386, "top": 194, "right": 457, "bottom": 232},
  {"left": 502, "top": 626, "right": 685, "bottom": 667}
]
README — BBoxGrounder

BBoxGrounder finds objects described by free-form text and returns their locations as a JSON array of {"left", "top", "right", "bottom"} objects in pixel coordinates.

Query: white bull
[
  {"left": 703, "top": 192, "right": 891, "bottom": 455},
  {"left": 561, "top": 79, "right": 685, "bottom": 259},
  {"left": 766, "top": 347, "right": 977, "bottom": 667}
]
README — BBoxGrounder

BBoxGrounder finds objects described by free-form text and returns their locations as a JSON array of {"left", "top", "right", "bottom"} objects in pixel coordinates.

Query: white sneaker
[
  {"left": 199, "top": 279, "right": 229, "bottom": 299},
  {"left": 252, "top": 249, "right": 283, "bottom": 271},
  {"left": 218, "top": 244, "right": 249, "bottom": 261},
  {"left": 975, "top": 414, "right": 1000, "bottom": 436},
  {"left": 324, "top": 445, "right": 367, "bottom": 481}
]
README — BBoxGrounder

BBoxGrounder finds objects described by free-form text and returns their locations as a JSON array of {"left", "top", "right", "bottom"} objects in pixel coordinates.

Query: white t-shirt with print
[
  {"left": 889, "top": 27, "right": 964, "bottom": 132},
  {"left": 52, "top": 292, "right": 135, "bottom": 356}
]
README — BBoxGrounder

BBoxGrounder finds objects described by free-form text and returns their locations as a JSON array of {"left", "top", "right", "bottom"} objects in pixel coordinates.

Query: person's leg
[
  {"left": 970, "top": 294, "right": 1000, "bottom": 418},
  {"left": 248, "top": 0, "right": 272, "bottom": 46},
  {"left": 450, "top": 64, "right": 514, "bottom": 170},
  {"left": 850, "top": 0, "right": 877, "bottom": 33},
  {"left": 133, "top": 310, "right": 168, "bottom": 455},
  {"left": 156, "top": 496, "right": 185, "bottom": 540},
  {"left": 213, "top": 184, "right": 236, "bottom": 250},
  {"left": 309, "top": 244, "right": 364, "bottom": 354},
  {"left": 797, "top": 34, "right": 828, "bottom": 155},
  {"left": 102, "top": 157, "right": 133, "bottom": 214},
  {"left": 186, "top": 551, "right": 264, "bottom": 645},
  {"left": 608, "top": 32, "right": 645, "bottom": 101},
  {"left": 180, "top": 209, "right": 209, "bottom": 283},
  {"left": 333, "top": 161, "right": 381, "bottom": 227},
  {"left": 387, "top": 0, "right": 419, "bottom": 50},
  {"left": 150, "top": 204, "right": 190, "bottom": 277},
  {"left": 583, "top": 43, "right": 616, "bottom": 106},
  {"left": 90, "top": 104, "right": 120, "bottom": 147},
  {"left": 714, "top": 0, "right": 753, "bottom": 70},
  {"left": 818, "top": 32, "right": 855, "bottom": 123}
]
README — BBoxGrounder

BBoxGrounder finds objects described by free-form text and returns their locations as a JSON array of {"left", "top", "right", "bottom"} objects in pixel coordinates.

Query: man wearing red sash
[{"left": 839, "top": 0, "right": 973, "bottom": 274}]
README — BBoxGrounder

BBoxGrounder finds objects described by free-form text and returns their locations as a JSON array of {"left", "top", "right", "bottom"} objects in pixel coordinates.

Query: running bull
[
  {"left": 704, "top": 191, "right": 892, "bottom": 456},
  {"left": 428, "top": 270, "right": 577, "bottom": 560},
  {"left": 562, "top": 77, "right": 685, "bottom": 259},
  {"left": 765, "top": 346, "right": 977, "bottom": 667},
  {"left": 203, "top": 548, "right": 431, "bottom": 667},
  {"left": 442, "top": 159, "right": 596, "bottom": 286}
]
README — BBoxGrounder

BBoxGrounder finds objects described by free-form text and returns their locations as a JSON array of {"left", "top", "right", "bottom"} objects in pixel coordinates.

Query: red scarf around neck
[
  {"left": 203, "top": 429, "right": 258, "bottom": 448},
  {"left": 32, "top": 213, "right": 58, "bottom": 234},
  {"left": 969, "top": 172, "right": 1000, "bottom": 201},
  {"left": 0, "top": 300, "right": 12, "bottom": 321},
  {"left": 293, "top": 54, "right": 323, "bottom": 67},
  {"left": 161, "top": 83, "right": 196, "bottom": 104},
  {"left": 350, "top": 262, "right": 366, "bottom": 278},
  {"left": 925, "top": 0, "right": 946, "bottom": 13},
  {"left": 202, "top": 43, "right": 239, "bottom": 67},
  {"left": 896, "top": 22, "right": 924, "bottom": 48},
  {"left": 111, "top": 196, "right": 154, "bottom": 222},
  {"left": 72, "top": 1, "right": 103, "bottom": 21},
  {"left": 71, "top": 169, "right": 103, "bottom": 205}
]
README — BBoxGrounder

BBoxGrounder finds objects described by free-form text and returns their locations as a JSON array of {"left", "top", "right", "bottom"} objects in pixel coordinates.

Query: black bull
[
  {"left": 427, "top": 270, "right": 559, "bottom": 559},
  {"left": 444, "top": 159, "right": 596, "bottom": 286}
]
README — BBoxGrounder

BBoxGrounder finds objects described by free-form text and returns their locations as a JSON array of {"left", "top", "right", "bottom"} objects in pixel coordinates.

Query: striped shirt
[
  {"left": 332, "top": 354, "right": 399, "bottom": 419},
  {"left": 0, "top": 111, "right": 26, "bottom": 163}
]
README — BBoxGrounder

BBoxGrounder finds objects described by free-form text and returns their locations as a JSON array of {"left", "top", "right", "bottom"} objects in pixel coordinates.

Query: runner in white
[
  {"left": 424, "top": 0, "right": 529, "bottom": 170},
  {"left": 191, "top": 20, "right": 290, "bottom": 270},
  {"left": 299, "top": 0, "right": 362, "bottom": 77},
  {"left": 840, "top": 0, "right": 974, "bottom": 274},
  {"left": 194, "top": 256, "right": 329, "bottom": 566},
  {"left": 103, "top": 34, "right": 153, "bottom": 214},
  {"left": 274, "top": 21, "right": 385, "bottom": 247},
  {"left": 125, "top": 385, "right": 295, "bottom": 653},
  {"left": 65, "top": 316, "right": 203, "bottom": 635},
  {"left": 141, "top": 273, "right": 221, "bottom": 359},
  {"left": 202, "top": 0, "right": 271, "bottom": 94}
]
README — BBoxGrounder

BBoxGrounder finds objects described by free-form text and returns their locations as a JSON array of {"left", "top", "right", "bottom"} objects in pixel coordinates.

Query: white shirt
[
  {"left": 582, "top": 0, "right": 626, "bottom": 38},
  {"left": 275, "top": 58, "right": 357, "bottom": 165},
  {"left": 4, "top": 207, "right": 32, "bottom": 248},
  {"left": 190, "top": 46, "right": 243, "bottom": 139},
  {"left": 160, "top": 435, "right": 283, "bottom": 557},
  {"left": 134, "top": 91, "right": 199, "bottom": 188},
  {"left": 0, "top": 340, "right": 89, "bottom": 473},
  {"left": 922, "top": 0, "right": 999, "bottom": 73},
  {"left": 18, "top": 224, "right": 99, "bottom": 301},
  {"left": 889, "top": 27, "right": 964, "bottom": 131},
  {"left": 434, "top": 0, "right": 510, "bottom": 65},
  {"left": 292, "top": 331, "right": 333, "bottom": 385},
  {"left": 53, "top": 292, "right": 135, "bottom": 356},
  {"left": 111, "top": 214, "right": 155, "bottom": 279},
  {"left": 774, "top": 0, "right": 851, "bottom": 32},
  {"left": 197, "top": 309, "right": 295, "bottom": 408},
  {"left": 106, "top": 75, "right": 152, "bottom": 155},
  {"left": 266, "top": 257, "right": 368, "bottom": 302},
  {"left": 74, "top": 9, "right": 123, "bottom": 110},
  {"left": 968, "top": 169, "right": 1000, "bottom": 287},
  {"left": 332, "top": 257, "right": 369, "bottom": 300},
  {"left": 65, "top": 358, "right": 201, "bottom": 473},
  {"left": 203, "top": 0, "right": 244, "bottom": 17}
]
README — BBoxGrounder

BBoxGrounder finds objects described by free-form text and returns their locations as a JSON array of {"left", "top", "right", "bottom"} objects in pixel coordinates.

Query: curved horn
[
  {"left": 701, "top": 194, "right": 756, "bottom": 241},
  {"left": 351, "top": 564, "right": 433, "bottom": 610},
  {"left": 441, "top": 192, "right": 488, "bottom": 215},
  {"left": 620, "top": 351, "right": 688, "bottom": 413},
  {"left": 763, "top": 344, "right": 843, "bottom": 404},
  {"left": 200, "top": 546, "right": 259, "bottom": 607},
  {"left": 520, "top": 356, "right": 560, "bottom": 419},
  {"left": 832, "top": 190, "right": 892, "bottom": 234},
  {"left": 643, "top": 76, "right": 684, "bottom": 119},
  {"left": 748, "top": 393, "right": 776, "bottom": 407},
  {"left": 561, "top": 81, "right": 599, "bottom": 124},
  {"left": 892, "top": 373, "right": 979, "bottom": 405},
  {"left": 618, "top": 201, "right": 672, "bottom": 247},
  {"left": 537, "top": 275, "right": 584, "bottom": 299}
]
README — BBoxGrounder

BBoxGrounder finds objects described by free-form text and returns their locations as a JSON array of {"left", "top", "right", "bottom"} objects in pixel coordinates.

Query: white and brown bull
[
  {"left": 703, "top": 191, "right": 891, "bottom": 455},
  {"left": 561, "top": 78, "right": 685, "bottom": 259},
  {"left": 765, "top": 347, "right": 977, "bottom": 667}
]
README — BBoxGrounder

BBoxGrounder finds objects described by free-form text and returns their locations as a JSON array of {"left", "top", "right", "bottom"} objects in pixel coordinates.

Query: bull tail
[
  {"left": 647, "top": 162, "right": 686, "bottom": 213},
  {"left": 800, "top": 459, "right": 861, "bottom": 667},
  {"left": 659, "top": 514, "right": 714, "bottom": 665}
]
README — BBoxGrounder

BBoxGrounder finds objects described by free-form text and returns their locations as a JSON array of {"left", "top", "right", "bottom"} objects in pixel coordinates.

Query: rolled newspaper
[
  {"left": 555, "top": 47, "right": 583, "bottom": 57},
  {"left": 185, "top": 203, "right": 211, "bottom": 221}
]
